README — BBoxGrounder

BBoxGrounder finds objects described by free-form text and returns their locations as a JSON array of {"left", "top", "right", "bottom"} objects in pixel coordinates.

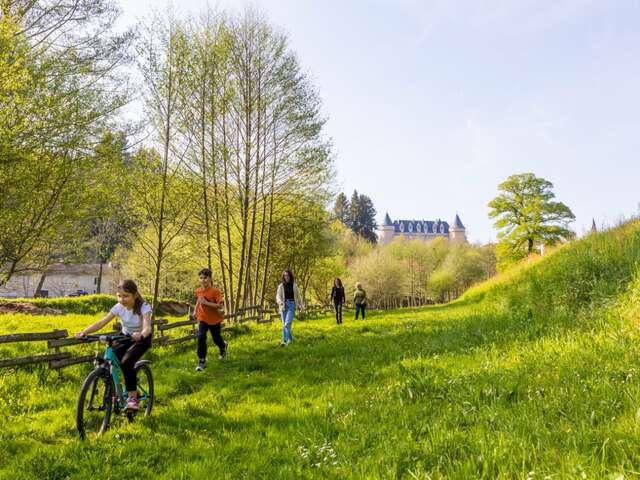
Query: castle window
[
  {"left": 440, "top": 224, "right": 445, "bottom": 233},
  {"left": 416, "top": 223, "right": 421, "bottom": 232},
  {"left": 408, "top": 223, "right": 413, "bottom": 232},
  {"left": 400, "top": 223, "right": 404, "bottom": 232}
]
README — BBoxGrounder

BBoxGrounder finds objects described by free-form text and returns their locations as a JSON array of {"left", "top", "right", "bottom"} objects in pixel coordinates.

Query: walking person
[
  {"left": 194, "top": 268, "right": 227, "bottom": 371},
  {"left": 331, "top": 277, "right": 345, "bottom": 325},
  {"left": 276, "top": 269, "right": 304, "bottom": 346},
  {"left": 354, "top": 282, "right": 367, "bottom": 320}
]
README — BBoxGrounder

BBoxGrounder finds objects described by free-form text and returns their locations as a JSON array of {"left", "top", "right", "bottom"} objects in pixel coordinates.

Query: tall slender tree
[
  {"left": 333, "top": 192, "right": 349, "bottom": 225},
  {"left": 347, "top": 190, "right": 377, "bottom": 243},
  {"left": 136, "top": 14, "right": 195, "bottom": 313}
]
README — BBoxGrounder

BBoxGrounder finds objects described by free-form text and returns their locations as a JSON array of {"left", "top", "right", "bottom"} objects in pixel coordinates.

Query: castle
[{"left": 377, "top": 213, "right": 467, "bottom": 245}]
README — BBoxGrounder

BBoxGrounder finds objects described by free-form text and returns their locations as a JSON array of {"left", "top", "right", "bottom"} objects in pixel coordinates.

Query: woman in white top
[
  {"left": 76, "top": 280, "right": 152, "bottom": 411},
  {"left": 276, "top": 269, "right": 304, "bottom": 346}
]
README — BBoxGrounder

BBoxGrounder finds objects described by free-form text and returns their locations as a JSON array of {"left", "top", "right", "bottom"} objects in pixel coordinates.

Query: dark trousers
[
  {"left": 334, "top": 301, "right": 343, "bottom": 324},
  {"left": 197, "top": 321, "right": 225, "bottom": 360},
  {"left": 113, "top": 335, "right": 152, "bottom": 392},
  {"left": 355, "top": 303, "right": 366, "bottom": 320}
]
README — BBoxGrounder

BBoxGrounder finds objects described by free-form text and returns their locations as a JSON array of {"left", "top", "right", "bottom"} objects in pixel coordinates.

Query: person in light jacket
[
  {"left": 276, "top": 269, "right": 304, "bottom": 346},
  {"left": 353, "top": 282, "right": 367, "bottom": 320}
]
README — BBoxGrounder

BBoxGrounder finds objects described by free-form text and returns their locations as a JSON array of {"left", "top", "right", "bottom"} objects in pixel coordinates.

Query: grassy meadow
[{"left": 1, "top": 220, "right": 640, "bottom": 479}]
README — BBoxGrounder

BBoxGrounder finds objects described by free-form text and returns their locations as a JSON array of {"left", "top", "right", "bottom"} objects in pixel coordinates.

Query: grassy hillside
[{"left": 1, "top": 220, "right": 640, "bottom": 479}]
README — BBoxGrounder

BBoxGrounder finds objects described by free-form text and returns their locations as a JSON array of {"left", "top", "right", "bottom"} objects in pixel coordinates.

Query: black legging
[
  {"left": 197, "top": 321, "right": 226, "bottom": 360},
  {"left": 113, "top": 335, "right": 152, "bottom": 392},
  {"left": 334, "top": 301, "right": 343, "bottom": 324}
]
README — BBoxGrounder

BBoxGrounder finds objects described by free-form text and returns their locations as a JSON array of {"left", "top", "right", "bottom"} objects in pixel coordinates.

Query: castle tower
[
  {"left": 450, "top": 214, "right": 467, "bottom": 243},
  {"left": 377, "top": 213, "right": 396, "bottom": 245}
]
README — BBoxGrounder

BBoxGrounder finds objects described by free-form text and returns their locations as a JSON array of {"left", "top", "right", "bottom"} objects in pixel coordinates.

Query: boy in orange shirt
[{"left": 195, "top": 268, "right": 227, "bottom": 371}]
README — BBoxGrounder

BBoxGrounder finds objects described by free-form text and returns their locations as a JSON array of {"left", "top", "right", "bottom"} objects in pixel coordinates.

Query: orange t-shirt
[{"left": 195, "top": 286, "right": 224, "bottom": 325}]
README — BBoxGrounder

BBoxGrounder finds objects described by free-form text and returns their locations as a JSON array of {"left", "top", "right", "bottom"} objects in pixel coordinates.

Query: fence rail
[{"left": 0, "top": 304, "right": 281, "bottom": 371}]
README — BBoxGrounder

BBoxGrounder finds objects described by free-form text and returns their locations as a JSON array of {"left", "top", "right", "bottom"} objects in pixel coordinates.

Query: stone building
[
  {"left": 0, "top": 263, "right": 118, "bottom": 298},
  {"left": 377, "top": 213, "right": 467, "bottom": 245}
]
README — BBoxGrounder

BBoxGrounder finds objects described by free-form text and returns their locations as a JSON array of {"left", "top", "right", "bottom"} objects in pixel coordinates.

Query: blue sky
[{"left": 118, "top": 0, "right": 640, "bottom": 243}]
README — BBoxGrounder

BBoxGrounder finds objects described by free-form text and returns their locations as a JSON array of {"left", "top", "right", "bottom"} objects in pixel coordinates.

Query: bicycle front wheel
[
  {"left": 135, "top": 364, "right": 154, "bottom": 417},
  {"left": 76, "top": 369, "right": 113, "bottom": 439}
]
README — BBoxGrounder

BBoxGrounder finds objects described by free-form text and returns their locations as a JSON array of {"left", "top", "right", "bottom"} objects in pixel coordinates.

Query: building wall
[
  {"left": 43, "top": 273, "right": 116, "bottom": 297},
  {"left": 0, "top": 274, "right": 38, "bottom": 298},
  {"left": 377, "top": 227, "right": 396, "bottom": 245},
  {"left": 449, "top": 228, "right": 467, "bottom": 243},
  {"left": 378, "top": 230, "right": 450, "bottom": 245},
  {"left": 0, "top": 270, "right": 117, "bottom": 298}
]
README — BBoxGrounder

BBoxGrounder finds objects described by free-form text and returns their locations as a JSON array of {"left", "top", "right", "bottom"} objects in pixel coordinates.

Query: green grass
[
  {"left": 2, "top": 220, "right": 640, "bottom": 479},
  {"left": 0, "top": 294, "right": 117, "bottom": 315}
]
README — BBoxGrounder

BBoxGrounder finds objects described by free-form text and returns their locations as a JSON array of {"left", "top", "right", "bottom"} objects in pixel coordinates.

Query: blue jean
[
  {"left": 281, "top": 300, "right": 295, "bottom": 342},
  {"left": 355, "top": 303, "right": 366, "bottom": 320}
]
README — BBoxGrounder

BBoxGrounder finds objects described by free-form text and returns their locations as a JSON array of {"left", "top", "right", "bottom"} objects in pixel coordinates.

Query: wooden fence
[{"left": 0, "top": 305, "right": 280, "bottom": 372}]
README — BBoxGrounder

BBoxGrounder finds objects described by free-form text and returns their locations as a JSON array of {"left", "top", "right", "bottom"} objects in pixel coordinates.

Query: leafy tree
[
  {"left": 428, "top": 268, "right": 456, "bottom": 303},
  {"left": 85, "top": 131, "right": 138, "bottom": 292},
  {"left": 488, "top": 173, "right": 575, "bottom": 267},
  {"left": 332, "top": 192, "right": 349, "bottom": 225},
  {"left": 0, "top": 1, "right": 132, "bottom": 286},
  {"left": 347, "top": 190, "right": 377, "bottom": 243},
  {"left": 128, "top": 148, "right": 196, "bottom": 312}
]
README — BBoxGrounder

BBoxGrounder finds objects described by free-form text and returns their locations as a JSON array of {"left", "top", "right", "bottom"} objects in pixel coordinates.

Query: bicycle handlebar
[{"left": 82, "top": 333, "right": 130, "bottom": 343}]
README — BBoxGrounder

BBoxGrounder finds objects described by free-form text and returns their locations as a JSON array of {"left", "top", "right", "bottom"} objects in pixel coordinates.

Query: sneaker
[
  {"left": 279, "top": 341, "right": 286, "bottom": 347},
  {"left": 218, "top": 343, "right": 228, "bottom": 360},
  {"left": 284, "top": 340, "right": 291, "bottom": 347},
  {"left": 125, "top": 396, "right": 139, "bottom": 411},
  {"left": 195, "top": 359, "right": 206, "bottom": 371}
]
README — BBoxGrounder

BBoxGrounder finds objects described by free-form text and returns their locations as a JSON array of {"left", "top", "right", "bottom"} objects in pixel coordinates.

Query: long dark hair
[
  {"left": 118, "top": 279, "right": 144, "bottom": 316},
  {"left": 334, "top": 277, "right": 343, "bottom": 288},
  {"left": 282, "top": 269, "right": 294, "bottom": 285}
]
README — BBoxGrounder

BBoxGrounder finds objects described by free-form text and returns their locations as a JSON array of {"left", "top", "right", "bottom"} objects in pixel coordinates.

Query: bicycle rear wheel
[
  {"left": 76, "top": 369, "right": 113, "bottom": 439},
  {"left": 135, "top": 364, "right": 154, "bottom": 417}
]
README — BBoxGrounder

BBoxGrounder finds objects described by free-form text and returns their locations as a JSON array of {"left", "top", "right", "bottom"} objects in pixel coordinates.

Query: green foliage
[
  {"left": 0, "top": 295, "right": 115, "bottom": 315},
  {"left": 348, "top": 237, "right": 494, "bottom": 307},
  {"left": 347, "top": 190, "right": 377, "bottom": 243},
  {"left": 489, "top": 173, "right": 575, "bottom": 268},
  {"left": 0, "top": 2, "right": 132, "bottom": 285},
  {"left": 332, "top": 192, "right": 349, "bottom": 224},
  {"left": 332, "top": 190, "right": 378, "bottom": 243},
  {"left": 84, "top": 132, "right": 138, "bottom": 265}
]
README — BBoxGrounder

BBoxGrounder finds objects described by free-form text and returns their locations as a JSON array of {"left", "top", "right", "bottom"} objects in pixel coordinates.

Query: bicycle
[{"left": 76, "top": 334, "right": 154, "bottom": 439}]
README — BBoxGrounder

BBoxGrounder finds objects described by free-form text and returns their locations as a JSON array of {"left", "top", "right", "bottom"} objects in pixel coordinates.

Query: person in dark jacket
[{"left": 330, "top": 278, "right": 345, "bottom": 325}]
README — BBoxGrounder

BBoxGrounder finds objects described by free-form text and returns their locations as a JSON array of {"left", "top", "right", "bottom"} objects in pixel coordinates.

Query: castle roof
[
  {"left": 392, "top": 219, "right": 450, "bottom": 234},
  {"left": 453, "top": 214, "right": 465, "bottom": 229},
  {"left": 383, "top": 213, "right": 393, "bottom": 226}
]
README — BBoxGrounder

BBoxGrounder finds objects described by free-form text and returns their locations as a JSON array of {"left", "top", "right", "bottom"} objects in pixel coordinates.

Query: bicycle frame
[{"left": 96, "top": 343, "right": 151, "bottom": 407}]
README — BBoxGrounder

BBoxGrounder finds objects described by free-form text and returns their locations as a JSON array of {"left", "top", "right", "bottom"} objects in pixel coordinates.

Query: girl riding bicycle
[{"left": 75, "top": 280, "right": 152, "bottom": 411}]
